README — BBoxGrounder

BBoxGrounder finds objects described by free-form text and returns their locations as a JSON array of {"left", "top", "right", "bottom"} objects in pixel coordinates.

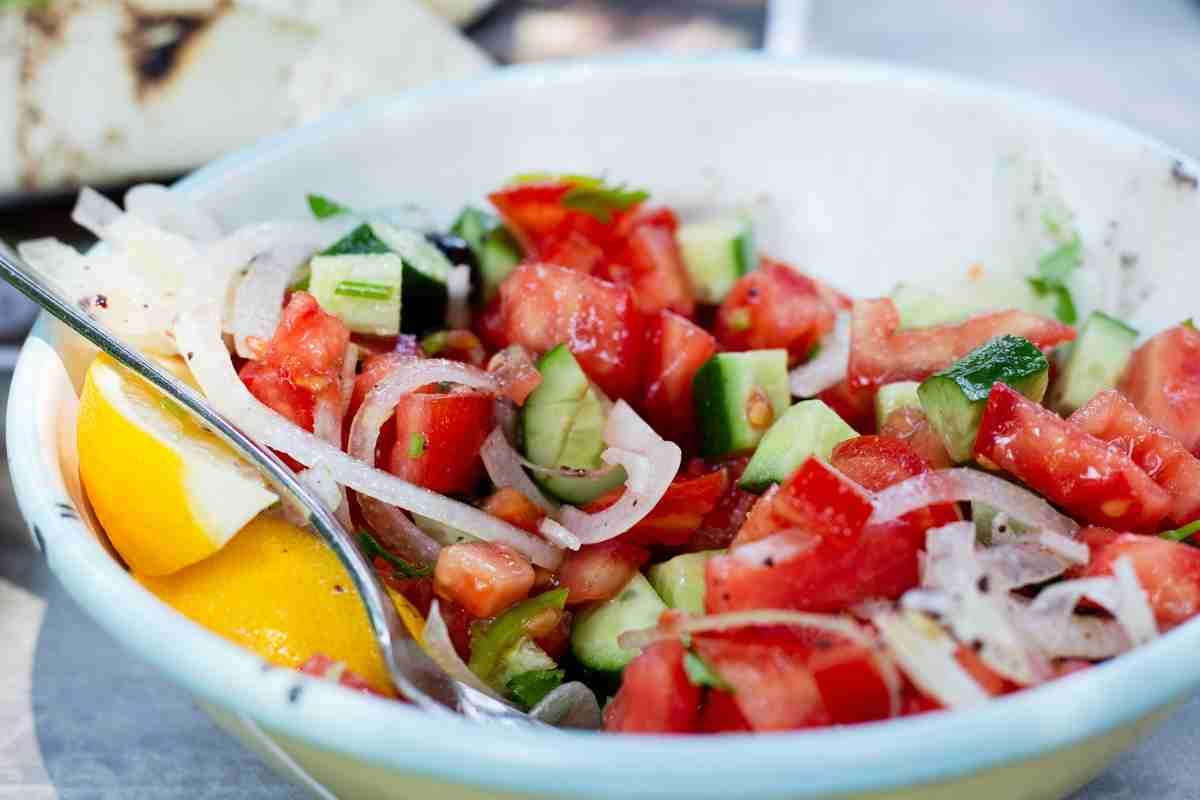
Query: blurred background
[{"left": 3, "top": 1, "right": 1200, "bottom": 797}]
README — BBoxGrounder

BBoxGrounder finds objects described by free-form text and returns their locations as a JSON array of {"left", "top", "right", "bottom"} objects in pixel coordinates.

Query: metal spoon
[{"left": 0, "top": 244, "right": 542, "bottom": 728}]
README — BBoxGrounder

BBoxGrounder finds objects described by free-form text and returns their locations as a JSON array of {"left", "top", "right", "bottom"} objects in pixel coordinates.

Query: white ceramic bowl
[{"left": 9, "top": 55, "right": 1200, "bottom": 800}]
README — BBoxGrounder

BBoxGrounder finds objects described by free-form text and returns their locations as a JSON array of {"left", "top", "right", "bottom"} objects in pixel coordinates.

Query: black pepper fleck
[
  {"left": 763, "top": 556, "right": 775, "bottom": 567},
  {"left": 977, "top": 575, "right": 990, "bottom": 593},
  {"left": 94, "top": 294, "right": 108, "bottom": 309},
  {"left": 287, "top": 685, "right": 302, "bottom": 704},
  {"left": 1170, "top": 160, "right": 1198, "bottom": 191}
]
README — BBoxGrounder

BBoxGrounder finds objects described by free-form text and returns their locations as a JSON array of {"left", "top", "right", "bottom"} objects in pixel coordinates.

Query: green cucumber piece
[
  {"left": 494, "top": 638, "right": 558, "bottom": 691},
  {"left": 647, "top": 550, "right": 722, "bottom": 614},
  {"left": 738, "top": 399, "right": 857, "bottom": 493},
  {"left": 522, "top": 345, "right": 627, "bottom": 504},
  {"left": 1049, "top": 311, "right": 1139, "bottom": 415},
  {"left": 693, "top": 350, "right": 790, "bottom": 457},
  {"left": 307, "top": 253, "right": 403, "bottom": 336},
  {"left": 918, "top": 335, "right": 1050, "bottom": 463},
  {"left": 874, "top": 381, "right": 922, "bottom": 428},
  {"left": 676, "top": 214, "right": 755, "bottom": 303},
  {"left": 451, "top": 207, "right": 521, "bottom": 304},
  {"left": 570, "top": 573, "right": 667, "bottom": 672},
  {"left": 892, "top": 276, "right": 1057, "bottom": 329}
]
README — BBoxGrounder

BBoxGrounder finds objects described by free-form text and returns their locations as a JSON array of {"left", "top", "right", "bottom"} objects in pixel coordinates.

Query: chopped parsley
[
  {"left": 1028, "top": 233, "right": 1082, "bottom": 324},
  {"left": 506, "top": 173, "right": 649, "bottom": 224},
  {"left": 407, "top": 432, "right": 426, "bottom": 459},
  {"left": 507, "top": 669, "right": 565, "bottom": 709},
  {"left": 1161, "top": 520, "right": 1200, "bottom": 543},
  {"left": 307, "top": 194, "right": 350, "bottom": 220}
]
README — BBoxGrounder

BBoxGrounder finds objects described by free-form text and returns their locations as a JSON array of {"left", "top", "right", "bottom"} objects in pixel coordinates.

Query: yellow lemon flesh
[
  {"left": 139, "top": 515, "right": 425, "bottom": 696},
  {"left": 77, "top": 354, "right": 278, "bottom": 575}
]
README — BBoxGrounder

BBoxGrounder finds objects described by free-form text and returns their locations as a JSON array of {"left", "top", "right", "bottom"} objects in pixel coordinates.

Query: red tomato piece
[
  {"left": 733, "top": 458, "right": 875, "bottom": 548},
  {"left": 298, "top": 654, "right": 387, "bottom": 697},
  {"left": 1070, "top": 389, "right": 1200, "bottom": 526},
  {"left": 497, "top": 263, "right": 645, "bottom": 401},
  {"left": 603, "top": 640, "right": 701, "bottom": 734},
  {"left": 619, "top": 213, "right": 695, "bottom": 317},
  {"left": 539, "top": 228, "right": 608, "bottom": 273},
  {"left": 692, "top": 629, "right": 829, "bottom": 731},
  {"left": 817, "top": 379, "right": 877, "bottom": 435},
  {"left": 641, "top": 310, "right": 718, "bottom": 449},
  {"left": 584, "top": 468, "right": 728, "bottom": 547},
  {"left": 847, "top": 298, "right": 1076, "bottom": 388},
  {"left": 486, "top": 345, "right": 542, "bottom": 406},
  {"left": 808, "top": 644, "right": 895, "bottom": 724},
  {"left": 831, "top": 436, "right": 929, "bottom": 492},
  {"left": 698, "top": 690, "right": 753, "bottom": 734},
  {"left": 481, "top": 487, "right": 545, "bottom": 534},
  {"left": 422, "top": 329, "right": 486, "bottom": 367},
  {"left": 489, "top": 181, "right": 624, "bottom": 256},
  {"left": 954, "top": 647, "right": 1013, "bottom": 697},
  {"left": 714, "top": 259, "right": 839, "bottom": 366},
  {"left": 1077, "top": 532, "right": 1200, "bottom": 629},
  {"left": 240, "top": 292, "right": 350, "bottom": 431},
  {"left": 433, "top": 542, "right": 534, "bottom": 619},
  {"left": 974, "top": 383, "right": 1170, "bottom": 533},
  {"left": 388, "top": 389, "right": 493, "bottom": 495},
  {"left": 879, "top": 406, "right": 953, "bottom": 469},
  {"left": 1119, "top": 324, "right": 1200, "bottom": 455},
  {"left": 474, "top": 296, "right": 508, "bottom": 352},
  {"left": 382, "top": 573, "right": 435, "bottom": 617},
  {"left": 558, "top": 541, "right": 650, "bottom": 606},
  {"left": 684, "top": 457, "right": 758, "bottom": 552},
  {"left": 350, "top": 352, "right": 410, "bottom": 421}
]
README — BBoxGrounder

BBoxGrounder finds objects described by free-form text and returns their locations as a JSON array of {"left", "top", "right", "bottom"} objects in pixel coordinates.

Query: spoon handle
[{"left": 0, "top": 245, "right": 467, "bottom": 716}]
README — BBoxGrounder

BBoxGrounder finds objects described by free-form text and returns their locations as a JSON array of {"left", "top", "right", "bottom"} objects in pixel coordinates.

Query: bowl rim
[{"left": 11, "top": 52, "right": 1200, "bottom": 799}]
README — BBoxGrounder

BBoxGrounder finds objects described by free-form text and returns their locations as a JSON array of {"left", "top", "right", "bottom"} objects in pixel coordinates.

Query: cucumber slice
[
  {"left": 451, "top": 207, "right": 521, "bottom": 304},
  {"left": 522, "top": 345, "right": 627, "bottom": 505},
  {"left": 738, "top": 399, "right": 858, "bottom": 493},
  {"left": 892, "top": 275, "right": 1057, "bottom": 329},
  {"left": 1049, "top": 311, "right": 1139, "bottom": 415},
  {"left": 571, "top": 572, "right": 667, "bottom": 672},
  {"left": 307, "top": 253, "right": 403, "bottom": 336},
  {"left": 647, "top": 550, "right": 722, "bottom": 614},
  {"left": 918, "top": 335, "right": 1050, "bottom": 463},
  {"left": 875, "top": 381, "right": 922, "bottom": 428},
  {"left": 693, "top": 350, "right": 791, "bottom": 457},
  {"left": 676, "top": 214, "right": 755, "bottom": 303},
  {"left": 494, "top": 638, "right": 558, "bottom": 690}
]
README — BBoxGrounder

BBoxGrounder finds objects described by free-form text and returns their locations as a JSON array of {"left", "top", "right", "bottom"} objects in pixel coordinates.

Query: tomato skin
[
  {"left": 879, "top": 406, "right": 953, "bottom": 469},
  {"left": 641, "top": 310, "right": 718, "bottom": 449},
  {"left": 481, "top": 487, "right": 545, "bottom": 534},
  {"left": 388, "top": 390, "right": 493, "bottom": 495},
  {"left": 240, "top": 292, "right": 350, "bottom": 431},
  {"left": 847, "top": 298, "right": 1076, "bottom": 388},
  {"left": 558, "top": 541, "right": 650, "bottom": 606},
  {"left": 616, "top": 212, "right": 695, "bottom": 317},
  {"left": 699, "top": 690, "right": 753, "bottom": 733},
  {"left": 817, "top": 379, "right": 877, "bottom": 434},
  {"left": 603, "top": 640, "right": 702, "bottom": 734},
  {"left": 1078, "top": 532, "right": 1200, "bottom": 629},
  {"left": 433, "top": 542, "right": 535, "bottom": 619},
  {"left": 497, "top": 263, "right": 645, "bottom": 401},
  {"left": 1070, "top": 390, "right": 1200, "bottom": 526},
  {"left": 808, "top": 644, "right": 895, "bottom": 724},
  {"left": 350, "top": 352, "right": 410, "bottom": 421},
  {"left": 714, "top": 259, "right": 839, "bottom": 366},
  {"left": 975, "top": 383, "right": 1170, "bottom": 533},
  {"left": 733, "top": 458, "right": 875, "bottom": 548},
  {"left": 1119, "top": 325, "right": 1200, "bottom": 455},
  {"left": 954, "top": 647, "right": 1014, "bottom": 697},
  {"left": 583, "top": 468, "right": 728, "bottom": 547},
  {"left": 684, "top": 457, "right": 758, "bottom": 552},
  {"left": 831, "top": 436, "right": 929, "bottom": 492}
]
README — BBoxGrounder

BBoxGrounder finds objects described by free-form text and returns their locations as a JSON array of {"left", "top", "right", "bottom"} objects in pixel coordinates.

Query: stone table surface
[{"left": 5, "top": 1, "right": 1200, "bottom": 797}]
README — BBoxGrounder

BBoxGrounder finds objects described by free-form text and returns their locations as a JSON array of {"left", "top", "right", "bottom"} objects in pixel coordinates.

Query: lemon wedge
[{"left": 77, "top": 354, "right": 277, "bottom": 575}]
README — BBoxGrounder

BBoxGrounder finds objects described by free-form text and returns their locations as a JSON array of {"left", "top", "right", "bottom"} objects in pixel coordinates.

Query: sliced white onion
[
  {"left": 1029, "top": 562, "right": 1158, "bottom": 650},
  {"left": 1112, "top": 556, "right": 1159, "bottom": 645},
  {"left": 872, "top": 609, "right": 990, "bottom": 709},
  {"left": 871, "top": 469, "right": 1079, "bottom": 539},
  {"left": 479, "top": 428, "right": 560, "bottom": 516},
  {"left": 618, "top": 609, "right": 876, "bottom": 653},
  {"left": 124, "top": 184, "right": 223, "bottom": 242},
  {"left": 174, "top": 303, "right": 562, "bottom": 568},
  {"left": 71, "top": 186, "right": 122, "bottom": 237},
  {"left": 538, "top": 517, "right": 581, "bottom": 551},
  {"left": 362, "top": 501, "right": 442, "bottom": 567},
  {"left": 338, "top": 342, "right": 359, "bottom": 420},
  {"left": 789, "top": 311, "right": 850, "bottom": 397},
  {"left": 529, "top": 682, "right": 602, "bottom": 729},
  {"left": 1035, "top": 531, "right": 1090, "bottom": 566},
  {"left": 423, "top": 600, "right": 503, "bottom": 700},
  {"left": 446, "top": 264, "right": 472, "bottom": 330},
  {"left": 290, "top": 463, "right": 352, "bottom": 531},
  {"left": 555, "top": 402, "right": 682, "bottom": 546},
  {"left": 1005, "top": 595, "right": 1128, "bottom": 660},
  {"left": 977, "top": 544, "right": 1069, "bottom": 590},
  {"left": 230, "top": 217, "right": 359, "bottom": 358}
]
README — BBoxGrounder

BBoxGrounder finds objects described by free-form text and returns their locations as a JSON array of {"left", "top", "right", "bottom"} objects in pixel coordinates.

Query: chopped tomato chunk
[
  {"left": 831, "top": 436, "right": 929, "bottom": 492},
  {"left": 683, "top": 457, "right": 758, "bottom": 552},
  {"left": 879, "top": 406, "right": 953, "bottom": 469},
  {"left": 615, "top": 211, "right": 695, "bottom": 317},
  {"left": 974, "top": 383, "right": 1170, "bottom": 533},
  {"left": 1078, "top": 532, "right": 1200, "bottom": 629},
  {"left": 481, "top": 487, "right": 545, "bottom": 534},
  {"left": 603, "top": 640, "right": 701, "bottom": 734},
  {"left": 240, "top": 292, "right": 350, "bottom": 431},
  {"left": 699, "top": 690, "right": 753, "bottom": 733},
  {"left": 1070, "top": 390, "right": 1200, "bottom": 526},
  {"left": 714, "top": 259, "right": 839, "bottom": 366},
  {"left": 434, "top": 542, "right": 534, "bottom": 619},
  {"left": 486, "top": 345, "right": 542, "bottom": 406},
  {"left": 558, "top": 541, "right": 650, "bottom": 606},
  {"left": 497, "top": 263, "right": 645, "bottom": 401},
  {"left": 350, "top": 352, "right": 410, "bottom": 420},
  {"left": 808, "top": 643, "right": 896, "bottom": 724},
  {"left": 847, "top": 298, "right": 1076, "bottom": 388},
  {"left": 1119, "top": 324, "right": 1200, "bottom": 455},
  {"left": 641, "top": 310, "right": 718, "bottom": 449},
  {"left": 584, "top": 468, "right": 728, "bottom": 547},
  {"left": 817, "top": 379, "right": 877, "bottom": 434},
  {"left": 489, "top": 181, "right": 629, "bottom": 257},
  {"left": 389, "top": 389, "right": 493, "bottom": 495},
  {"left": 732, "top": 459, "right": 874, "bottom": 548}
]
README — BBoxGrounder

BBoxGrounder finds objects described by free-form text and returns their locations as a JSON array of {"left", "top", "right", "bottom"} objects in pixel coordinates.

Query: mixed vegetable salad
[{"left": 23, "top": 173, "right": 1200, "bottom": 734}]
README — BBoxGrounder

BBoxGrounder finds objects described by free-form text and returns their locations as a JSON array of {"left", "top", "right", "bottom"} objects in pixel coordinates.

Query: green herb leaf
[
  {"left": 322, "top": 224, "right": 391, "bottom": 257},
  {"left": 1161, "top": 520, "right": 1200, "bottom": 543},
  {"left": 420, "top": 331, "right": 448, "bottom": 356},
  {"left": 508, "top": 172, "right": 604, "bottom": 188},
  {"left": 1027, "top": 233, "right": 1082, "bottom": 324},
  {"left": 358, "top": 530, "right": 432, "bottom": 578},
  {"left": 507, "top": 669, "right": 565, "bottom": 709},
  {"left": 1184, "top": 318, "right": 1197, "bottom": 331},
  {"left": 307, "top": 194, "right": 350, "bottom": 220},
  {"left": 407, "top": 432, "right": 426, "bottom": 459},
  {"left": 562, "top": 183, "right": 649, "bottom": 224},
  {"left": 334, "top": 280, "right": 395, "bottom": 300},
  {"left": 683, "top": 651, "right": 731, "bottom": 690}
]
